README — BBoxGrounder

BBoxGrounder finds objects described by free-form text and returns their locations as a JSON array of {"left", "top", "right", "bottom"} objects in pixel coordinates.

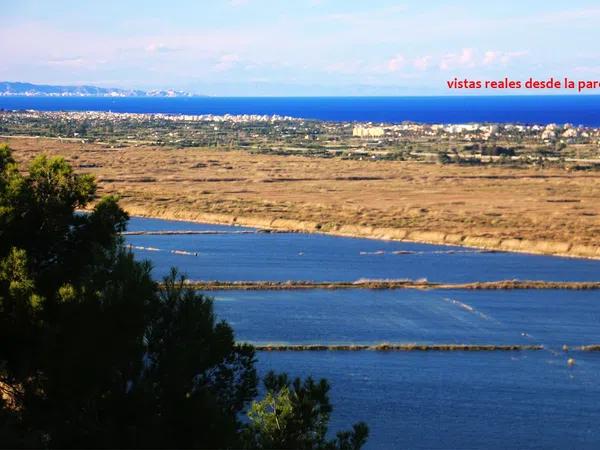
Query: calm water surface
[
  {"left": 126, "top": 217, "right": 600, "bottom": 449},
  {"left": 212, "top": 289, "right": 600, "bottom": 348},
  {"left": 127, "top": 217, "right": 600, "bottom": 282},
  {"left": 256, "top": 352, "right": 600, "bottom": 449}
]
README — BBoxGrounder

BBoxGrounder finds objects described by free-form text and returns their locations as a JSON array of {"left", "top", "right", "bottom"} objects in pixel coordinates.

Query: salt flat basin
[
  {"left": 125, "top": 217, "right": 600, "bottom": 283},
  {"left": 211, "top": 289, "right": 600, "bottom": 349},
  {"left": 257, "top": 351, "right": 600, "bottom": 450}
]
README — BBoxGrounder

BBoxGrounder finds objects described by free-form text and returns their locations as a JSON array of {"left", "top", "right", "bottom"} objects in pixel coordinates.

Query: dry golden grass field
[{"left": 7, "top": 137, "right": 600, "bottom": 258}]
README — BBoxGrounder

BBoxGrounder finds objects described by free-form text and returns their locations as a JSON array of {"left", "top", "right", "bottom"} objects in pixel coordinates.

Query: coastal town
[{"left": 1, "top": 109, "right": 600, "bottom": 167}]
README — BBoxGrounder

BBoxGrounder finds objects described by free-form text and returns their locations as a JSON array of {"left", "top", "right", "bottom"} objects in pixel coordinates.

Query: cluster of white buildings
[
  {"left": 352, "top": 122, "right": 596, "bottom": 143},
  {"left": 167, "top": 113, "right": 300, "bottom": 123},
  {"left": 352, "top": 126, "right": 385, "bottom": 138},
  {"left": 2, "top": 110, "right": 301, "bottom": 124},
  {"left": 540, "top": 123, "right": 585, "bottom": 142}
]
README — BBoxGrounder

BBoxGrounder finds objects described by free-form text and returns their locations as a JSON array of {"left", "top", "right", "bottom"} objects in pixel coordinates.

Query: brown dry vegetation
[
  {"left": 6, "top": 137, "right": 600, "bottom": 258},
  {"left": 579, "top": 345, "right": 600, "bottom": 351}
]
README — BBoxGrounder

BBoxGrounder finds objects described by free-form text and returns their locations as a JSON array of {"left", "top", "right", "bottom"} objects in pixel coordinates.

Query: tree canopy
[
  {"left": 244, "top": 373, "right": 369, "bottom": 450},
  {"left": 0, "top": 144, "right": 368, "bottom": 449}
]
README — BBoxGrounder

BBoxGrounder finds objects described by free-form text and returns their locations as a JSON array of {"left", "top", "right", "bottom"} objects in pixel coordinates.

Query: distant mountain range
[{"left": 0, "top": 81, "right": 196, "bottom": 97}]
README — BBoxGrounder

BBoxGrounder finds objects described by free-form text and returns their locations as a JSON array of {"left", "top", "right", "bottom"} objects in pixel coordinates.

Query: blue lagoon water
[
  {"left": 212, "top": 289, "right": 600, "bottom": 349},
  {"left": 127, "top": 216, "right": 254, "bottom": 232},
  {"left": 125, "top": 218, "right": 600, "bottom": 283},
  {"left": 257, "top": 351, "right": 600, "bottom": 449},
  {"left": 125, "top": 217, "right": 600, "bottom": 449},
  {"left": 3, "top": 95, "right": 600, "bottom": 125}
]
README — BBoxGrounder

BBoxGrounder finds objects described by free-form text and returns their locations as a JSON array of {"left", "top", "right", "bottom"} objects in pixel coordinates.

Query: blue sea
[
  {"left": 2, "top": 95, "right": 600, "bottom": 125},
  {"left": 125, "top": 217, "right": 600, "bottom": 449}
]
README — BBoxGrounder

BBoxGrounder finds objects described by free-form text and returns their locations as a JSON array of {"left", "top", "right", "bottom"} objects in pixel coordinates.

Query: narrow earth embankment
[
  {"left": 252, "top": 343, "right": 544, "bottom": 351},
  {"left": 178, "top": 280, "right": 600, "bottom": 290}
]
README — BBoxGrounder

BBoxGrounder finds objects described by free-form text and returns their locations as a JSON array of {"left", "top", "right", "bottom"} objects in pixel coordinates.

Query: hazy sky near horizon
[{"left": 2, "top": 0, "right": 600, "bottom": 95}]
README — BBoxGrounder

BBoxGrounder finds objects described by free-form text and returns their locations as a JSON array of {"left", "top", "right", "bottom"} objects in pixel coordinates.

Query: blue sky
[{"left": 2, "top": 0, "right": 600, "bottom": 95}]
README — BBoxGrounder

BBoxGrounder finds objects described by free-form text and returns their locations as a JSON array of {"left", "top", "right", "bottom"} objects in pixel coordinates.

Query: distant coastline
[
  {"left": 0, "top": 81, "right": 197, "bottom": 97},
  {"left": 2, "top": 94, "right": 600, "bottom": 125}
]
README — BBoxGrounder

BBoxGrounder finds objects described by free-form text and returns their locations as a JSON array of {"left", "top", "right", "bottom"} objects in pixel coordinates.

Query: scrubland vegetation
[{"left": 5, "top": 136, "right": 600, "bottom": 259}]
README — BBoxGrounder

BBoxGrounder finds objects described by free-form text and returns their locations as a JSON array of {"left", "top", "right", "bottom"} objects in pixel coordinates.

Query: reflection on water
[{"left": 212, "top": 289, "right": 600, "bottom": 349}]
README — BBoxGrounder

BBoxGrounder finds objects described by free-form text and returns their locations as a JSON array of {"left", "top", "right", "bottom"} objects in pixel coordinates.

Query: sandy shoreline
[{"left": 122, "top": 205, "right": 600, "bottom": 260}]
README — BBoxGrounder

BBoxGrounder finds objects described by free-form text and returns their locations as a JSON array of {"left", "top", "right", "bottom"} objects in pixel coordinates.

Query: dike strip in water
[
  {"left": 252, "top": 343, "right": 544, "bottom": 352},
  {"left": 178, "top": 279, "right": 600, "bottom": 291}
]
